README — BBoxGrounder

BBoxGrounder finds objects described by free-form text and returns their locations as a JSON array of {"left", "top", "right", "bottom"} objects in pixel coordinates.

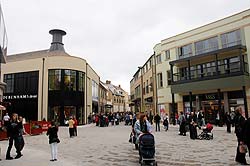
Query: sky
[{"left": 1, "top": 0, "right": 250, "bottom": 92}]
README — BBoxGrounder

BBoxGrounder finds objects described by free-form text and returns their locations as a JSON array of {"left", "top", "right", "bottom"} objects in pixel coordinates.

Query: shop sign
[
  {"left": 205, "top": 94, "right": 216, "bottom": 100},
  {"left": 3, "top": 94, "right": 38, "bottom": 100}
]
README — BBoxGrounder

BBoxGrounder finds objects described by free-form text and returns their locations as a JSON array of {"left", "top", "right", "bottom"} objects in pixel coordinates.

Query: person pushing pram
[
  {"left": 198, "top": 122, "right": 213, "bottom": 140},
  {"left": 134, "top": 114, "right": 157, "bottom": 165}
]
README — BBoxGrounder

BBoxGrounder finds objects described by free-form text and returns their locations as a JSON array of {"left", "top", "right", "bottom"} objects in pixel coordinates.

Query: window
[
  {"left": 195, "top": 36, "right": 219, "bottom": 55},
  {"left": 156, "top": 54, "right": 162, "bottom": 64},
  {"left": 143, "top": 82, "right": 145, "bottom": 95},
  {"left": 150, "top": 77, "right": 153, "bottom": 92},
  {"left": 4, "top": 74, "right": 14, "bottom": 93},
  {"left": 157, "top": 73, "right": 163, "bottom": 88},
  {"left": 149, "top": 60, "right": 152, "bottom": 68},
  {"left": 167, "top": 71, "right": 171, "bottom": 85},
  {"left": 135, "top": 85, "right": 141, "bottom": 98},
  {"left": 178, "top": 44, "right": 192, "bottom": 58},
  {"left": 221, "top": 29, "right": 241, "bottom": 48},
  {"left": 165, "top": 50, "right": 170, "bottom": 60},
  {"left": 180, "top": 67, "right": 188, "bottom": 80},
  {"left": 49, "top": 70, "right": 61, "bottom": 90},
  {"left": 64, "top": 70, "right": 76, "bottom": 91},
  {"left": 146, "top": 80, "right": 149, "bottom": 93},
  {"left": 78, "top": 72, "right": 85, "bottom": 92}
]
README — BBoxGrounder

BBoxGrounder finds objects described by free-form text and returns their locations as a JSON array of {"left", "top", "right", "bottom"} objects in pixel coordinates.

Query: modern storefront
[{"left": 2, "top": 29, "right": 100, "bottom": 125}]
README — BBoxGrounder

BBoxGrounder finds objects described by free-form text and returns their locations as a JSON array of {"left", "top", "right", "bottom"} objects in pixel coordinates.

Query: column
[
  {"left": 223, "top": 92, "right": 229, "bottom": 113},
  {"left": 218, "top": 89, "right": 222, "bottom": 126},
  {"left": 239, "top": 49, "right": 244, "bottom": 72},
  {"left": 189, "top": 92, "right": 193, "bottom": 113},
  {"left": 188, "top": 60, "right": 191, "bottom": 80},
  {"left": 172, "top": 93, "right": 176, "bottom": 125},
  {"left": 170, "top": 64, "right": 174, "bottom": 83},
  {"left": 243, "top": 86, "right": 249, "bottom": 118},
  {"left": 215, "top": 54, "right": 219, "bottom": 75}
]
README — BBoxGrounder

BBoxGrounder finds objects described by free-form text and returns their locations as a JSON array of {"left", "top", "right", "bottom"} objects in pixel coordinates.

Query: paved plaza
[{"left": 0, "top": 123, "right": 249, "bottom": 166}]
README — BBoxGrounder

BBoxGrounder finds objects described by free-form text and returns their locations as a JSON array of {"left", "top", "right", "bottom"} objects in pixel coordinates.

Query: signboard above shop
[{"left": 3, "top": 94, "right": 38, "bottom": 100}]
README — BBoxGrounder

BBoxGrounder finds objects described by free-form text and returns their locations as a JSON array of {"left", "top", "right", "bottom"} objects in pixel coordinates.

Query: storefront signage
[
  {"left": 3, "top": 94, "right": 38, "bottom": 100},
  {"left": 205, "top": 94, "right": 216, "bottom": 100}
]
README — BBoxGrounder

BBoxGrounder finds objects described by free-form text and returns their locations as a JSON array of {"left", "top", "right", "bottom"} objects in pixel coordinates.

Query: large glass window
[
  {"left": 64, "top": 70, "right": 76, "bottom": 91},
  {"left": 221, "top": 29, "right": 241, "bottom": 48},
  {"left": 195, "top": 36, "right": 219, "bottom": 55},
  {"left": 78, "top": 72, "right": 85, "bottom": 92},
  {"left": 4, "top": 74, "right": 14, "bottom": 93},
  {"left": 178, "top": 44, "right": 192, "bottom": 58},
  {"left": 49, "top": 70, "right": 61, "bottom": 90}
]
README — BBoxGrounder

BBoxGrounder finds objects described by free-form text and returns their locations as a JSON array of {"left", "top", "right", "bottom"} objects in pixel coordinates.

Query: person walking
[
  {"left": 189, "top": 112, "right": 198, "bottom": 140},
  {"left": 225, "top": 112, "right": 231, "bottom": 133},
  {"left": 178, "top": 112, "right": 186, "bottom": 136},
  {"left": 154, "top": 113, "right": 161, "bottom": 132},
  {"left": 163, "top": 113, "right": 169, "bottom": 131},
  {"left": 46, "top": 121, "right": 60, "bottom": 162},
  {"left": 73, "top": 116, "right": 78, "bottom": 137},
  {"left": 68, "top": 117, "right": 75, "bottom": 138},
  {"left": 234, "top": 107, "right": 248, "bottom": 165},
  {"left": 6, "top": 113, "right": 22, "bottom": 160},
  {"left": 3, "top": 113, "right": 10, "bottom": 127},
  {"left": 243, "top": 117, "right": 250, "bottom": 159},
  {"left": 15, "top": 116, "right": 25, "bottom": 157}
]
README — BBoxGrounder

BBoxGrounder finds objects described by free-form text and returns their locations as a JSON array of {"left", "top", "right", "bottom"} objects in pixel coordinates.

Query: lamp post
[{"left": 138, "top": 66, "right": 143, "bottom": 113}]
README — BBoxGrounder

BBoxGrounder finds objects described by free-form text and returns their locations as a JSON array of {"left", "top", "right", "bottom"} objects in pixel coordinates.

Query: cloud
[{"left": 1, "top": 0, "right": 250, "bottom": 92}]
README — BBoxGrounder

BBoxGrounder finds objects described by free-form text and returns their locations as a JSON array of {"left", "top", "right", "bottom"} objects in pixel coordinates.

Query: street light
[{"left": 138, "top": 66, "right": 143, "bottom": 113}]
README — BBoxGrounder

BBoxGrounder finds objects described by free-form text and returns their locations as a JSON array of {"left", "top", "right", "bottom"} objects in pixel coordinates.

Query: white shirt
[{"left": 3, "top": 115, "right": 10, "bottom": 121}]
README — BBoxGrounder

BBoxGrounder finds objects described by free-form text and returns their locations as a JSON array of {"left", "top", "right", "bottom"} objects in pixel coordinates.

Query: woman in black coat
[
  {"left": 46, "top": 121, "right": 60, "bottom": 162},
  {"left": 189, "top": 112, "right": 198, "bottom": 140},
  {"left": 234, "top": 107, "right": 248, "bottom": 165},
  {"left": 243, "top": 118, "right": 250, "bottom": 158}
]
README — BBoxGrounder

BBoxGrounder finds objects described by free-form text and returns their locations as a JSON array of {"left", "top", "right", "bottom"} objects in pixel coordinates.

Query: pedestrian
[
  {"left": 189, "top": 112, "right": 198, "bottom": 140},
  {"left": 163, "top": 113, "right": 169, "bottom": 131},
  {"left": 46, "top": 121, "right": 60, "bottom": 162},
  {"left": 95, "top": 114, "right": 99, "bottom": 126},
  {"left": 3, "top": 113, "right": 10, "bottom": 126},
  {"left": 73, "top": 116, "right": 78, "bottom": 136},
  {"left": 154, "top": 113, "right": 161, "bottom": 132},
  {"left": 234, "top": 107, "right": 248, "bottom": 165},
  {"left": 243, "top": 117, "right": 250, "bottom": 159},
  {"left": 134, "top": 114, "right": 152, "bottom": 163},
  {"left": 6, "top": 113, "right": 22, "bottom": 160},
  {"left": 15, "top": 116, "right": 25, "bottom": 156},
  {"left": 178, "top": 112, "right": 186, "bottom": 136},
  {"left": 68, "top": 117, "right": 75, "bottom": 138},
  {"left": 225, "top": 112, "right": 231, "bottom": 133}
]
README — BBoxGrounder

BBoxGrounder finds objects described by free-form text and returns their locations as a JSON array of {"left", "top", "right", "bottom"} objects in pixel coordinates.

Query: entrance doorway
[{"left": 201, "top": 100, "right": 224, "bottom": 124}]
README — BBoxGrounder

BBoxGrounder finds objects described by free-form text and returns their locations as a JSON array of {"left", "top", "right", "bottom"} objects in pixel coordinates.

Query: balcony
[{"left": 172, "top": 61, "right": 249, "bottom": 84}]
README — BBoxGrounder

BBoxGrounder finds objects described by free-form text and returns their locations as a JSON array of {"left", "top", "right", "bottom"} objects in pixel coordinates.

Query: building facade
[
  {"left": 0, "top": 4, "right": 7, "bottom": 104},
  {"left": 103, "top": 80, "right": 128, "bottom": 113},
  {"left": 1, "top": 29, "right": 99, "bottom": 125},
  {"left": 130, "top": 9, "right": 250, "bottom": 123},
  {"left": 130, "top": 55, "right": 157, "bottom": 115}
]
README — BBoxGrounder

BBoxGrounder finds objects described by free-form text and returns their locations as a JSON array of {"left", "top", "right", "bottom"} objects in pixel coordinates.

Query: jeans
[
  {"left": 50, "top": 143, "right": 58, "bottom": 160},
  {"left": 6, "top": 137, "right": 21, "bottom": 158},
  {"left": 155, "top": 122, "right": 160, "bottom": 131}
]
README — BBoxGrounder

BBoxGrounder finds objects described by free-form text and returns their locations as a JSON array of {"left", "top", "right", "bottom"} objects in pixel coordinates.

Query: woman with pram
[{"left": 134, "top": 113, "right": 153, "bottom": 164}]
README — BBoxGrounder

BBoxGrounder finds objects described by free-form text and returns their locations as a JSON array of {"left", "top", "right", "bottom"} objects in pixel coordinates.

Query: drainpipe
[{"left": 41, "top": 58, "right": 45, "bottom": 120}]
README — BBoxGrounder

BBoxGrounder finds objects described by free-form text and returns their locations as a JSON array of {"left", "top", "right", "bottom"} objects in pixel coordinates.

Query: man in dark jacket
[
  {"left": 243, "top": 118, "right": 250, "bottom": 158},
  {"left": 234, "top": 107, "right": 248, "bottom": 165},
  {"left": 154, "top": 113, "right": 161, "bottom": 132},
  {"left": 6, "top": 113, "right": 22, "bottom": 160}
]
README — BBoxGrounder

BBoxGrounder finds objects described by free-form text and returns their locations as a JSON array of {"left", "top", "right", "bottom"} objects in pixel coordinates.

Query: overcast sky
[{"left": 1, "top": 0, "right": 250, "bottom": 92}]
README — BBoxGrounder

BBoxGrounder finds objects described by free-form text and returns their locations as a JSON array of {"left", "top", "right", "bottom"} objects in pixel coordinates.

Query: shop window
[
  {"left": 49, "top": 69, "right": 61, "bottom": 90},
  {"left": 78, "top": 72, "right": 85, "bottom": 92},
  {"left": 4, "top": 74, "right": 14, "bottom": 93},
  {"left": 64, "top": 70, "right": 76, "bottom": 91}
]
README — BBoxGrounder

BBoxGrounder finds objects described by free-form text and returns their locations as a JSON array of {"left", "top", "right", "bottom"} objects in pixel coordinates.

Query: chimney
[
  {"left": 49, "top": 29, "right": 66, "bottom": 52},
  {"left": 118, "top": 85, "right": 121, "bottom": 88},
  {"left": 106, "top": 80, "right": 111, "bottom": 84}
]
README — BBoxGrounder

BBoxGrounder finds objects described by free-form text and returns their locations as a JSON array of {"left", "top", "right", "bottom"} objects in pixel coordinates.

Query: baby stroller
[
  {"left": 139, "top": 133, "right": 157, "bottom": 166},
  {"left": 198, "top": 123, "right": 213, "bottom": 140}
]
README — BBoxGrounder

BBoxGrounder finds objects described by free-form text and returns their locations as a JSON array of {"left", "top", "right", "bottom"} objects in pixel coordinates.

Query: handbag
[{"left": 239, "top": 143, "right": 248, "bottom": 153}]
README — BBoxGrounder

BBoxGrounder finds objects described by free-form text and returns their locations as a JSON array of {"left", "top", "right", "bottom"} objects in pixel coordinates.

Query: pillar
[
  {"left": 243, "top": 86, "right": 249, "bottom": 118},
  {"left": 223, "top": 92, "right": 229, "bottom": 113},
  {"left": 172, "top": 93, "right": 176, "bottom": 125},
  {"left": 189, "top": 92, "right": 193, "bottom": 113}
]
